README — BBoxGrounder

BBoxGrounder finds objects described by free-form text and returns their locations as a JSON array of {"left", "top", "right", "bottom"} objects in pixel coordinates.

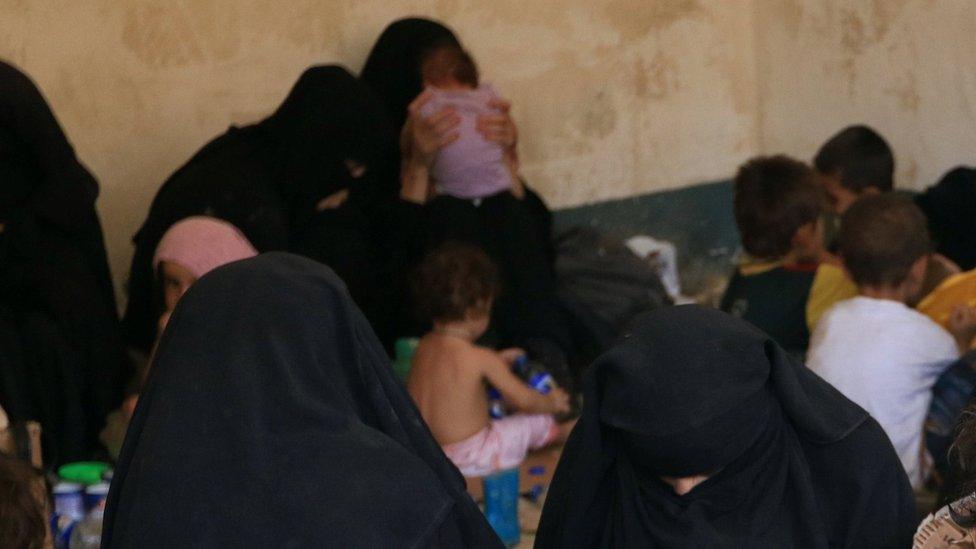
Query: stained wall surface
[
  {"left": 6, "top": 2, "right": 976, "bottom": 304},
  {"left": 0, "top": 1, "right": 760, "bottom": 300},
  {"left": 755, "top": 0, "right": 976, "bottom": 190}
]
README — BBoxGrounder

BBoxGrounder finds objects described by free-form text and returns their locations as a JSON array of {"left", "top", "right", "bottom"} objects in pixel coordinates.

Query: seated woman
[
  {"left": 102, "top": 253, "right": 502, "bottom": 547},
  {"left": 535, "top": 305, "right": 916, "bottom": 547},
  {"left": 362, "top": 18, "right": 575, "bottom": 388},
  {"left": 100, "top": 216, "right": 257, "bottom": 459},
  {"left": 1, "top": 60, "right": 130, "bottom": 465},
  {"left": 123, "top": 65, "right": 398, "bottom": 354}
]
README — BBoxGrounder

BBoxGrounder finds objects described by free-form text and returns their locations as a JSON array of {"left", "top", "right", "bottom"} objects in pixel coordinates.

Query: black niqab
[
  {"left": 0, "top": 61, "right": 129, "bottom": 464},
  {"left": 536, "top": 305, "right": 916, "bottom": 548},
  {"left": 103, "top": 253, "right": 501, "bottom": 548},
  {"left": 916, "top": 166, "right": 976, "bottom": 271},
  {"left": 359, "top": 17, "right": 461, "bottom": 132},
  {"left": 0, "top": 60, "right": 116, "bottom": 314},
  {"left": 122, "top": 65, "right": 398, "bottom": 352}
]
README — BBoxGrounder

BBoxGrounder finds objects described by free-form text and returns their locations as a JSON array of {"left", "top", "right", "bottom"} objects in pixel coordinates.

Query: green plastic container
[
  {"left": 393, "top": 337, "right": 420, "bottom": 381},
  {"left": 58, "top": 462, "right": 111, "bottom": 486}
]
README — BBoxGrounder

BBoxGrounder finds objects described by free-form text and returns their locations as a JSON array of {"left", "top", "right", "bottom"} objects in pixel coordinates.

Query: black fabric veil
[
  {"left": 0, "top": 61, "right": 129, "bottom": 463},
  {"left": 536, "top": 305, "right": 916, "bottom": 548},
  {"left": 916, "top": 166, "right": 976, "bottom": 271},
  {"left": 359, "top": 17, "right": 460, "bottom": 133},
  {"left": 123, "top": 65, "right": 397, "bottom": 352},
  {"left": 0, "top": 60, "right": 116, "bottom": 314},
  {"left": 103, "top": 253, "right": 500, "bottom": 548}
]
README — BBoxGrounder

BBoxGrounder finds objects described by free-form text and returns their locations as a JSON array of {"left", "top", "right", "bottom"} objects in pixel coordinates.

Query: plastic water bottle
[
  {"left": 512, "top": 356, "right": 554, "bottom": 395},
  {"left": 69, "top": 483, "right": 108, "bottom": 549},
  {"left": 53, "top": 482, "right": 84, "bottom": 549},
  {"left": 487, "top": 387, "right": 506, "bottom": 419}
]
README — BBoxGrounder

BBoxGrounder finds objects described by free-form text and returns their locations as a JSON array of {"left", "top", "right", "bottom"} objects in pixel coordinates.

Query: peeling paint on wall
[
  {"left": 0, "top": 1, "right": 762, "bottom": 300},
  {"left": 14, "top": 1, "right": 972, "bottom": 309},
  {"left": 755, "top": 0, "right": 976, "bottom": 197}
]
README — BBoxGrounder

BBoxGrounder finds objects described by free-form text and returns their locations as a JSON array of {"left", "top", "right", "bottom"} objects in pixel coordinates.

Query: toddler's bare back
[{"left": 407, "top": 334, "right": 494, "bottom": 445}]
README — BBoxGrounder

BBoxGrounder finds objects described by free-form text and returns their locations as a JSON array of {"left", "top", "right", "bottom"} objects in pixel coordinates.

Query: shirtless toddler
[{"left": 407, "top": 243, "right": 572, "bottom": 476}]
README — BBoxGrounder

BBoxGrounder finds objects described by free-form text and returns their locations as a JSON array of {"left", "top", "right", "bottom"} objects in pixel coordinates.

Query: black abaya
[
  {"left": 0, "top": 60, "right": 116, "bottom": 314},
  {"left": 361, "top": 20, "right": 574, "bottom": 376},
  {"left": 122, "top": 65, "right": 398, "bottom": 352},
  {"left": 103, "top": 253, "right": 501, "bottom": 548},
  {"left": 0, "top": 61, "right": 130, "bottom": 464},
  {"left": 536, "top": 305, "right": 916, "bottom": 548},
  {"left": 916, "top": 166, "right": 976, "bottom": 271}
]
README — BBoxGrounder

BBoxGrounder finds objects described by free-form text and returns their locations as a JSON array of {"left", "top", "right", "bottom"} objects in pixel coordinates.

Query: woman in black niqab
[
  {"left": 0, "top": 61, "right": 130, "bottom": 464},
  {"left": 916, "top": 166, "right": 976, "bottom": 271},
  {"left": 122, "top": 65, "right": 399, "bottom": 353},
  {"left": 103, "top": 253, "right": 501, "bottom": 548},
  {"left": 536, "top": 305, "right": 916, "bottom": 548},
  {"left": 0, "top": 60, "right": 116, "bottom": 313},
  {"left": 361, "top": 19, "right": 577, "bottom": 385},
  {"left": 360, "top": 17, "right": 461, "bottom": 134}
]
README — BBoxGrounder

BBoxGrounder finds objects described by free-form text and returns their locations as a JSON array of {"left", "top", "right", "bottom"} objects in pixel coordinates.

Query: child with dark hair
[
  {"left": 0, "top": 457, "right": 51, "bottom": 549},
  {"left": 721, "top": 155, "right": 856, "bottom": 355},
  {"left": 814, "top": 125, "right": 895, "bottom": 214},
  {"left": 808, "top": 195, "right": 976, "bottom": 488},
  {"left": 406, "top": 242, "right": 572, "bottom": 476},
  {"left": 416, "top": 44, "right": 515, "bottom": 200}
]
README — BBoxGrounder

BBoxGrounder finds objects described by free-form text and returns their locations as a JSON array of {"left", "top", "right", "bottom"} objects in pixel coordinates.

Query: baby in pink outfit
[
  {"left": 406, "top": 243, "right": 574, "bottom": 477},
  {"left": 418, "top": 46, "right": 514, "bottom": 200}
]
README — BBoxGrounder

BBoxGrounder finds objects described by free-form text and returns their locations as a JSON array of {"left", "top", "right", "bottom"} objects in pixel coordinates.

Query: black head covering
[
  {"left": 103, "top": 253, "right": 500, "bottom": 548},
  {"left": 0, "top": 60, "right": 97, "bottom": 228},
  {"left": 0, "top": 60, "right": 116, "bottom": 313},
  {"left": 359, "top": 18, "right": 461, "bottom": 132},
  {"left": 259, "top": 65, "right": 398, "bottom": 228},
  {"left": 536, "top": 305, "right": 916, "bottom": 548},
  {"left": 123, "top": 65, "right": 398, "bottom": 353},
  {"left": 916, "top": 166, "right": 976, "bottom": 271}
]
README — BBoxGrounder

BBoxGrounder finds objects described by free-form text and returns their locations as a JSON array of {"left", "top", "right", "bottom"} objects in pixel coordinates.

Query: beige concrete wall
[
  {"left": 0, "top": 1, "right": 760, "bottom": 301},
  {"left": 755, "top": 0, "right": 976, "bottom": 189}
]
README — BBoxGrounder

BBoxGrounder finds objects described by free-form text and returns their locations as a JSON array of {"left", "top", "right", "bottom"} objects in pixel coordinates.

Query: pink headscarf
[{"left": 153, "top": 216, "right": 258, "bottom": 279}]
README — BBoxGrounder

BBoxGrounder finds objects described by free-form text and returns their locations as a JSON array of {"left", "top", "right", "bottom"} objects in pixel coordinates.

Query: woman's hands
[
  {"left": 477, "top": 97, "right": 524, "bottom": 199},
  {"left": 399, "top": 90, "right": 459, "bottom": 204},
  {"left": 399, "top": 91, "right": 526, "bottom": 203}
]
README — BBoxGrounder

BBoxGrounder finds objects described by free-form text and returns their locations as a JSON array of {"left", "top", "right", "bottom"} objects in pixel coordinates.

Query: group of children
[{"left": 721, "top": 125, "right": 976, "bottom": 491}]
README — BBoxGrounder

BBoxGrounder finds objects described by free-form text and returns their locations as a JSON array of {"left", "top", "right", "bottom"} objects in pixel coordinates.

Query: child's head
[
  {"left": 153, "top": 216, "right": 258, "bottom": 313},
  {"left": 813, "top": 125, "right": 894, "bottom": 214},
  {"left": 733, "top": 155, "right": 824, "bottom": 262},
  {"left": 420, "top": 44, "right": 479, "bottom": 90},
  {"left": 839, "top": 194, "right": 930, "bottom": 298},
  {"left": 0, "top": 457, "right": 50, "bottom": 549},
  {"left": 412, "top": 242, "right": 499, "bottom": 339}
]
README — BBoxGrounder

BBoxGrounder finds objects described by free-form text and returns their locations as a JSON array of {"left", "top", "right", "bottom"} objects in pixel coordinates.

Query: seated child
[
  {"left": 814, "top": 124, "right": 895, "bottom": 215},
  {"left": 721, "top": 155, "right": 856, "bottom": 355},
  {"left": 807, "top": 195, "right": 976, "bottom": 488},
  {"left": 0, "top": 456, "right": 51, "bottom": 549},
  {"left": 418, "top": 45, "right": 514, "bottom": 200},
  {"left": 406, "top": 243, "right": 572, "bottom": 477},
  {"left": 100, "top": 216, "right": 257, "bottom": 459}
]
